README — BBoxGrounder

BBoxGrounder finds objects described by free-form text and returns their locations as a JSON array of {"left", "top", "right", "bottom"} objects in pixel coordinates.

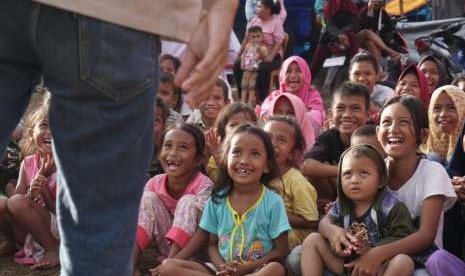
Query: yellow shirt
[{"left": 269, "top": 167, "right": 318, "bottom": 248}]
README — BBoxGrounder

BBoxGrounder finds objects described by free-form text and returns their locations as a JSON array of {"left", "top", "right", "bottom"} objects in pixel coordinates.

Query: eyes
[
  {"left": 335, "top": 105, "right": 362, "bottom": 112},
  {"left": 433, "top": 105, "right": 456, "bottom": 113},
  {"left": 342, "top": 169, "right": 370, "bottom": 178},
  {"left": 380, "top": 118, "right": 411, "bottom": 126}
]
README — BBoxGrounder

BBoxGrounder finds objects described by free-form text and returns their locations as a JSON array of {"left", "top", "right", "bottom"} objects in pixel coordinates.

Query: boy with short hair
[
  {"left": 301, "top": 82, "right": 370, "bottom": 201},
  {"left": 186, "top": 77, "right": 230, "bottom": 132},
  {"left": 157, "top": 72, "right": 183, "bottom": 127},
  {"left": 350, "top": 124, "right": 385, "bottom": 157}
]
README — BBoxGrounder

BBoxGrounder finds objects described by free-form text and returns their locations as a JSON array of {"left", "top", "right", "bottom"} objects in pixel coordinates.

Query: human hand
[
  {"left": 205, "top": 128, "right": 221, "bottom": 161},
  {"left": 216, "top": 261, "right": 240, "bottom": 276},
  {"left": 329, "top": 228, "right": 355, "bottom": 257},
  {"left": 38, "top": 152, "right": 56, "bottom": 177},
  {"left": 452, "top": 177, "right": 465, "bottom": 203},
  {"left": 27, "top": 174, "right": 46, "bottom": 207},
  {"left": 149, "top": 264, "right": 161, "bottom": 276},
  {"left": 175, "top": 0, "right": 239, "bottom": 108},
  {"left": 345, "top": 248, "right": 384, "bottom": 276}
]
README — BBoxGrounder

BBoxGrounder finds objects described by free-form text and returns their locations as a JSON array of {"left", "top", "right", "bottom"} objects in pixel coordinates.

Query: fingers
[
  {"left": 175, "top": 0, "right": 238, "bottom": 108},
  {"left": 181, "top": 51, "right": 227, "bottom": 107}
]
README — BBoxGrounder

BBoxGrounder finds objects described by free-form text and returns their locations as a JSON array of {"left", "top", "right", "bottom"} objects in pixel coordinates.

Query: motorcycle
[{"left": 412, "top": 19, "right": 465, "bottom": 79}]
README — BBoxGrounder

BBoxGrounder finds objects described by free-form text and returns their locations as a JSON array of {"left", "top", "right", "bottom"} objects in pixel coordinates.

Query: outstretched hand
[{"left": 175, "top": 0, "right": 239, "bottom": 108}]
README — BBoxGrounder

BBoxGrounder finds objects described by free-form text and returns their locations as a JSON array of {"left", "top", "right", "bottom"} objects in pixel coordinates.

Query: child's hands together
[
  {"left": 329, "top": 228, "right": 356, "bottom": 257},
  {"left": 216, "top": 261, "right": 246, "bottom": 276},
  {"left": 27, "top": 174, "right": 46, "bottom": 207},
  {"left": 38, "top": 152, "right": 56, "bottom": 177}
]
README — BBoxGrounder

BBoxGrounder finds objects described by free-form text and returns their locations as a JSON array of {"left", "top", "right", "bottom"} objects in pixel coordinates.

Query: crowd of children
[{"left": 2, "top": 0, "right": 465, "bottom": 275}]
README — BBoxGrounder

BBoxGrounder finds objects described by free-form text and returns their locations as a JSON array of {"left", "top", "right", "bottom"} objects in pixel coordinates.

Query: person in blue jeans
[{"left": 0, "top": 0, "right": 238, "bottom": 275}]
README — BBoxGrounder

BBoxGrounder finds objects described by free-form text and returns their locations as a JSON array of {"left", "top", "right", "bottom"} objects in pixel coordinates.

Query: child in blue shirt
[{"left": 158, "top": 124, "right": 290, "bottom": 276}]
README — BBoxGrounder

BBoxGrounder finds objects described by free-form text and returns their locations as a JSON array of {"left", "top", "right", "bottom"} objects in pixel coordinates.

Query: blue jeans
[{"left": 0, "top": 1, "right": 159, "bottom": 275}]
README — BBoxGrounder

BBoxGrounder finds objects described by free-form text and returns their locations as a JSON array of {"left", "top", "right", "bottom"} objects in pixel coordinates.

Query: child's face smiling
[
  {"left": 33, "top": 118, "right": 52, "bottom": 153},
  {"left": 285, "top": 62, "right": 304, "bottom": 93},
  {"left": 432, "top": 92, "right": 458, "bottom": 134},
  {"left": 377, "top": 103, "right": 417, "bottom": 159},
  {"left": 200, "top": 85, "right": 227, "bottom": 125},
  {"left": 341, "top": 154, "right": 381, "bottom": 206},
  {"left": 160, "top": 129, "right": 199, "bottom": 179},
  {"left": 395, "top": 73, "right": 421, "bottom": 99},
  {"left": 331, "top": 94, "right": 368, "bottom": 142},
  {"left": 227, "top": 132, "right": 269, "bottom": 188},
  {"left": 349, "top": 61, "right": 377, "bottom": 93},
  {"left": 419, "top": 60, "right": 440, "bottom": 94},
  {"left": 263, "top": 121, "right": 296, "bottom": 172}
]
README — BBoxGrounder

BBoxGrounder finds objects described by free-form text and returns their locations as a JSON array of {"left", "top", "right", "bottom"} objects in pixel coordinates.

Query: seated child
[
  {"left": 422, "top": 85, "right": 465, "bottom": 165},
  {"left": 240, "top": 26, "right": 268, "bottom": 106},
  {"left": 148, "top": 100, "right": 169, "bottom": 178},
  {"left": 206, "top": 102, "right": 257, "bottom": 180},
  {"left": 259, "top": 56, "right": 325, "bottom": 136},
  {"left": 158, "top": 72, "right": 183, "bottom": 126},
  {"left": 6, "top": 98, "right": 60, "bottom": 270},
  {"left": 349, "top": 51, "right": 395, "bottom": 123},
  {"left": 351, "top": 124, "right": 385, "bottom": 157},
  {"left": 394, "top": 64, "right": 430, "bottom": 107},
  {"left": 158, "top": 124, "right": 290, "bottom": 276},
  {"left": 302, "top": 82, "right": 369, "bottom": 202},
  {"left": 133, "top": 124, "right": 213, "bottom": 276},
  {"left": 160, "top": 53, "right": 181, "bottom": 76},
  {"left": 301, "top": 144, "right": 415, "bottom": 276},
  {"left": 186, "top": 77, "right": 230, "bottom": 132},
  {"left": 263, "top": 92, "right": 315, "bottom": 153},
  {"left": 264, "top": 115, "right": 319, "bottom": 250}
]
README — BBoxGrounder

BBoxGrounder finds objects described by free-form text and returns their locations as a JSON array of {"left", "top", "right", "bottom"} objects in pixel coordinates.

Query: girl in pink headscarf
[
  {"left": 259, "top": 56, "right": 325, "bottom": 135},
  {"left": 265, "top": 92, "right": 316, "bottom": 153}
]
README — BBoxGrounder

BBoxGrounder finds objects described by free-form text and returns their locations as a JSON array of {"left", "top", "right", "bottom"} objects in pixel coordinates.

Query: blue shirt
[{"left": 200, "top": 186, "right": 290, "bottom": 263}]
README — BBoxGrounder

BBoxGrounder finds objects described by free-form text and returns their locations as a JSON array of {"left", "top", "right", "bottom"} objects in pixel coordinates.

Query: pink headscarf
[
  {"left": 258, "top": 56, "right": 325, "bottom": 130},
  {"left": 267, "top": 93, "right": 316, "bottom": 152},
  {"left": 279, "top": 56, "right": 325, "bottom": 124}
]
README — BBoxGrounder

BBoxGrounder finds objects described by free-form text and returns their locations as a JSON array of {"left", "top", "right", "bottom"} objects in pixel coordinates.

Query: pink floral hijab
[
  {"left": 279, "top": 56, "right": 325, "bottom": 116},
  {"left": 268, "top": 93, "right": 316, "bottom": 152}
]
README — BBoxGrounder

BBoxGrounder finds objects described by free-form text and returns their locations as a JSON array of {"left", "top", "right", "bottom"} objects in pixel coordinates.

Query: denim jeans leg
[
  {"left": 0, "top": 0, "right": 41, "bottom": 154},
  {"left": 35, "top": 6, "right": 159, "bottom": 276}
]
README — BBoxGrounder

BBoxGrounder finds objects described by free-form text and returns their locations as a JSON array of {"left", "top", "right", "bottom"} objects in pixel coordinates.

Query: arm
[
  {"left": 287, "top": 213, "right": 318, "bottom": 229},
  {"left": 345, "top": 196, "right": 445, "bottom": 275},
  {"left": 14, "top": 161, "right": 28, "bottom": 195},
  {"left": 301, "top": 158, "right": 338, "bottom": 178},
  {"left": 318, "top": 213, "right": 355, "bottom": 257},
  {"left": 289, "top": 177, "right": 319, "bottom": 229},
  {"left": 208, "top": 233, "right": 226, "bottom": 269},
  {"left": 375, "top": 203, "right": 415, "bottom": 246},
  {"left": 174, "top": 228, "right": 209, "bottom": 260},
  {"left": 265, "top": 40, "right": 281, "bottom": 62}
]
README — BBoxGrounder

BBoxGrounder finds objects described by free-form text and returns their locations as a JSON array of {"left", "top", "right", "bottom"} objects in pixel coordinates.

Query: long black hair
[{"left": 211, "top": 124, "right": 280, "bottom": 203}]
